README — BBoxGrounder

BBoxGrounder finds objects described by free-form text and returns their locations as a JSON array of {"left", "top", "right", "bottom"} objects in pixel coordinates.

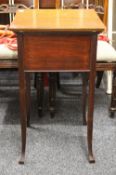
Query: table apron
[{"left": 18, "top": 33, "right": 95, "bottom": 71}]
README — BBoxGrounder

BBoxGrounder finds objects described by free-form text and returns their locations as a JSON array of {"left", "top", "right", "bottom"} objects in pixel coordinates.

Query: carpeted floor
[{"left": 0, "top": 71, "right": 116, "bottom": 175}]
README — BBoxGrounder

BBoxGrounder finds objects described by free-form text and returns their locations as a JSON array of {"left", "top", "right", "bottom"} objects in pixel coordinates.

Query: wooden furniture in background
[
  {"left": 90, "top": 0, "right": 116, "bottom": 117},
  {"left": 80, "top": 0, "right": 116, "bottom": 120},
  {"left": 109, "top": 0, "right": 116, "bottom": 116},
  {"left": 0, "top": 0, "right": 37, "bottom": 126},
  {"left": 39, "top": 0, "right": 61, "bottom": 8},
  {"left": 49, "top": 0, "right": 116, "bottom": 121},
  {"left": 0, "top": 0, "right": 35, "bottom": 68}
]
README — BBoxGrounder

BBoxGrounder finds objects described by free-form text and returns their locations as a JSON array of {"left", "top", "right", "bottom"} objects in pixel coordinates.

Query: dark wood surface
[
  {"left": 39, "top": 0, "right": 59, "bottom": 8},
  {"left": 0, "top": 0, "right": 9, "bottom": 3},
  {"left": 23, "top": 33, "right": 91, "bottom": 71},
  {"left": 14, "top": 0, "right": 33, "bottom": 6}
]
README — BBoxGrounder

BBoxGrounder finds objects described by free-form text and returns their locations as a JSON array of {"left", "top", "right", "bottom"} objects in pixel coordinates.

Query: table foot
[
  {"left": 88, "top": 154, "right": 95, "bottom": 163},
  {"left": 18, "top": 153, "right": 25, "bottom": 164}
]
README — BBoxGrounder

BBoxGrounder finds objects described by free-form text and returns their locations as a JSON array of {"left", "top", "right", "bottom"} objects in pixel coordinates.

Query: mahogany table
[{"left": 10, "top": 9, "right": 105, "bottom": 164}]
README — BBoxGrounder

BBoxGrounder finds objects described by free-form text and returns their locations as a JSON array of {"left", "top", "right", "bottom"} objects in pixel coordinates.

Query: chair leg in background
[
  {"left": 56, "top": 72, "right": 61, "bottom": 90},
  {"left": 49, "top": 73, "right": 57, "bottom": 118},
  {"left": 106, "top": 71, "right": 113, "bottom": 94},
  {"left": 96, "top": 71, "right": 104, "bottom": 88},
  {"left": 36, "top": 73, "right": 44, "bottom": 117},
  {"left": 110, "top": 72, "right": 116, "bottom": 117}
]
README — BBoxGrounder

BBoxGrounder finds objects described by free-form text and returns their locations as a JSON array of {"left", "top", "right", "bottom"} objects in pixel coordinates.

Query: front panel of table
[{"left": 21, "top": 32, "right": 92, "bottom": 72}]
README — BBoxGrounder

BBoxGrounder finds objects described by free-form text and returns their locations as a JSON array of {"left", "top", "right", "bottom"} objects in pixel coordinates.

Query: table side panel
[{"left": 23, "top": 33, "right": 91, "bottom": 71}]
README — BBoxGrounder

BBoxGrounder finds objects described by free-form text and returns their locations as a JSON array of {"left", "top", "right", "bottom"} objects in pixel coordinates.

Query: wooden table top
[{"left": 10, "top": 9, "right": 105, "bottom": 32}]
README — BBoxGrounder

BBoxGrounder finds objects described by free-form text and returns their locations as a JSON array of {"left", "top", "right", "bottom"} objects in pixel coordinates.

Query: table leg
[
  {"left": 26, "top": 73, "right": 31, "bottom": 127},
  {"left": 87, "top": 71, "right": 95, "bottom": 163},
  {"left": 18, "top": 72, "right": 29, "bottom": 164}
]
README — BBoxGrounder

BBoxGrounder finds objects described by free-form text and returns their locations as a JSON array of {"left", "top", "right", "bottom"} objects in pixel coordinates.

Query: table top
[{"left": 10, "top": 9, "right": 105, "bottom": 32}]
